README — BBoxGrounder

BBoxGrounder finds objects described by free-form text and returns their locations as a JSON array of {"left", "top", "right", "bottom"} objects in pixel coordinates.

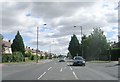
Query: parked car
[{"left": 73, "top": 56, "right": 85, "bottom": 66}]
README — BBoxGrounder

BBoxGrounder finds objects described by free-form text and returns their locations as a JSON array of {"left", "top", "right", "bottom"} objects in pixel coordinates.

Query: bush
[
  {"left": 105, "top": 48, "right": 120, "bottom": 61},
  {"left": 29, "top": 55, "right": 34, "bottom": 60},
  {"left": 25, "top": 51, "right": 32, "bottom": 57},
  {"left": 2, "top": 54, "right": 12, "bottom": 62},
  {"left": 12, "top": 52, "right": 24, "bottom": 62},
  {"left": 40, "top": 56, "right": 43, "bottom": 59},
  {"left": 111, "top": 48, "right": 120, "bottom": 61},
  {"left": 2, "top": 54, "right": 9, "bottom": 62},
  {"left": 44, "top": 56, "right": 47, "bottom": 59}
]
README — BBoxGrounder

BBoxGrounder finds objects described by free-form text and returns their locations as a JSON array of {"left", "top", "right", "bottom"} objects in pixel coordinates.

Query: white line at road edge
[
  {"left": 60, "top": 68, "right": 63, "bottom": 72},
  {"left": 73, "top": 71, "right": 78, "bottom": 80},
  {"left": 37, "top": 72, "right": 46, "bottom": 79},
  {"left": 70, "top": 67, "right": 73, "bottom": 70},
  {"left": 48, "top": 67, "right": 52, "bottom": 70}
]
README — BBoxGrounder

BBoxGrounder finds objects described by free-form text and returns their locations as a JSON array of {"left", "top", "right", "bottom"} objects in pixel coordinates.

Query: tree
[
  {"left": 81, "top": 35, "right": 89, "bottom": 59},
  {"left": 67, "top": 52, "right": 72, "bottom": 59},
  {"left": 11, "top": 31, "right": 25, "bottom": 56},
  {"left": 68, "top": 34, "right": 81, "bottom": 58},
  {"left": 81, "top": 28, "right": 109, "bottom": 60}
]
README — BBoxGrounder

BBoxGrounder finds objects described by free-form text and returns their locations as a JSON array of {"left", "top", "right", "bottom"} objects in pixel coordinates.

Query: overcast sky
[{"left": 1, "top": 0, "right": 119, "bottom": 55}]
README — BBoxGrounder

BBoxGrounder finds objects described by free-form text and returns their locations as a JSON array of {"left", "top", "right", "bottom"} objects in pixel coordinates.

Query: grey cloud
[
  {"left": 2, "top": 2, "right": 31, "bottom": 31},
  {"left": 29, "top": 40, "right": 50, "bottom": 46},
  {"left": 31, "top": 2, "right": 94, "bottom": 19},
  {"left": 105, "top": 13, "right": 118, "bottom": 23},
  {"left": 47, "top": 17, "right": 107, "bottom": 38}
]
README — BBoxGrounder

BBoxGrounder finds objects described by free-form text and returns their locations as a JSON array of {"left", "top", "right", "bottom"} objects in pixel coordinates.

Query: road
[{"left": 2, "top": 59, "right": 119, "bottom": 80}]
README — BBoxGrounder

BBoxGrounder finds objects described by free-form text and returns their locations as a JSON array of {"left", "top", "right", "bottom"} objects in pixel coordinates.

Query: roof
[{"left": 2, "top": 41, "right": 11, "bottom": 48}]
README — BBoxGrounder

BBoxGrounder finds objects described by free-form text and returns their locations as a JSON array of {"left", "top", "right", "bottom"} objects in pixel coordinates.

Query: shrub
[
  {"left": 25, "top": 51, "right": 32, "bottom": 57},
  {"left": 2, "top": 54, "right": 11, "bottom": 62},
  {"left": 40, "top": 56, "right": 43, "bottom": 59},
  {"left": 29, "top": 55, "right": 34, "bottom": 60},
  {"left": 12, "top": 52, "right": 24, "bottom": 62}
]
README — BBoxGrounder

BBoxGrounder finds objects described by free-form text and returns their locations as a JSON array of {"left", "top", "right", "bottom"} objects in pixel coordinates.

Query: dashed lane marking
[
  {"left": 60, "top": 68, "right": 63, "bottom": 72},
  {"left": 70, "top": 67, "right": 73, "bottom": 70},
  {"left": 37, "top": 72, "right": 46, "bottom": 79},
  {"left": 73, "top": 71, "right": 78, "bottom": 80},
  {"left": 48, "top": 67, "right": 52, "bottom": 70}
]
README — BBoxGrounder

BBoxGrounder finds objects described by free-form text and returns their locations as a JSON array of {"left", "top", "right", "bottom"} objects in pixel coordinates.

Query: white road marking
[
  {"left": 67, "top": 63, "right": 69, "bottom": 65},
  {"left": 37, "top": 72, "right": 46, "bottom": 79},
  {"left": 70, "top": 67, "right": 73, "bottom": 70},
  {"left": 48, "top": 67, "right": 52, "bottom": 70},
  {"left": 60, "top": 68, "right": 63, "bottom": 72},
  {"left": 73, "top": 71, "right": 78, "bottom": 80}
]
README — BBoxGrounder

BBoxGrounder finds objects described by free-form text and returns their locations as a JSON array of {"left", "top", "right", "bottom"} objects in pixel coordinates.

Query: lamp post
[
  {"left": 36, "top": 24, "right": 47, "bottom": 63},
  {"left": 74, "top": 26, "right": 83, "bottom": 57},
  {"left": 109, "top": 47, "right": 111, "bottom": 62}
]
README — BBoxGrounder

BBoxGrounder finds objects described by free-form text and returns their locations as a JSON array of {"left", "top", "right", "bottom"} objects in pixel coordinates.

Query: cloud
[{"left": 1, "top": 1, "right": 119, "bottom": 55}]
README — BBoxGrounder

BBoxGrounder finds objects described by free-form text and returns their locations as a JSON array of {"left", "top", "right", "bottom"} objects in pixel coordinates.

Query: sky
[{"left": 0, "top": 0, "right": 119, "bottom": 55}]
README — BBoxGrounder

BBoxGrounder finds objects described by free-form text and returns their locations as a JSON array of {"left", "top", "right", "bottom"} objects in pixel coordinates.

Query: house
[
  {"left": 25, "top": 46, "right": 42, "bottom": 56},
  {"left": 111, "top": 42, "right": 118, "bottom": 48},
  {"left": 2, "top": 40, "right": 12, "bottom": 54}
]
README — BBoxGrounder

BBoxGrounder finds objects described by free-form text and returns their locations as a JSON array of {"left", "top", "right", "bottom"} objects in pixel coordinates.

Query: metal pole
[
  {"left": 109, "top": 48, "right": 111, "bottom": 62},
  {"left": 80, "top": 26, "right": 83, "bottom": 57},
  {"left": 36, "top": 26, "right": 38, "bottom": 63}
]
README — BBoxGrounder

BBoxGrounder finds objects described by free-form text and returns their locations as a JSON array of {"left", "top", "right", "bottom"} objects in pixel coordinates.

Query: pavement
[{"left": 1, "top": 59, "right": 119, "bottom": 80}]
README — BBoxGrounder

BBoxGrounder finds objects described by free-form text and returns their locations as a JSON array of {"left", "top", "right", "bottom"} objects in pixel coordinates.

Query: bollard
[{"left": 118, "top": 58, "right": 120, "bottom": 65}]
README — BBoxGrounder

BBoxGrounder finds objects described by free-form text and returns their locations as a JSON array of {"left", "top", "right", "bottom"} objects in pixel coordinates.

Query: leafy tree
[
  {"left": 81, "top": 35, "right": 89, "bottom": 59},
  {"left": 67, "top": 52, "right": 72, "bottom": 59},
  {"left": 81, "top": 28, "right": 109, "bottom": 60},
  {"left": 68, "top": 34, "right": 81, "bottom": 58},
  {"left": 11, "top": 31, "right": 25, "bottom": 55}
]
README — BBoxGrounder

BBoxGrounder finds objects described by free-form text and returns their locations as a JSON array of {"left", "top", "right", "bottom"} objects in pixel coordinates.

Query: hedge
[
  {"left": 2, "top": 52, "right": 24, "bottom": 63},
  {"left": 105, "top": 48, "right": 120, "bottom": 61}
]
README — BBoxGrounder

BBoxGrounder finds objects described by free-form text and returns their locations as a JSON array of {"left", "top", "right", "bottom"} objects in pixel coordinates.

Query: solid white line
[
  {"left": 37, "top": 72, "right": 46, "bottom": 79},
  {"left": 70, "top": 67, "right": 72, "bottom": 70},
  {"left": 48, "top": 67, "right": 52, "bottom": 70},
  {"left": 73, "top": 71, "right": 78, "bottom": 80},
  {"left": 60, "top": 68, "right": 63, "bottom": 72}
]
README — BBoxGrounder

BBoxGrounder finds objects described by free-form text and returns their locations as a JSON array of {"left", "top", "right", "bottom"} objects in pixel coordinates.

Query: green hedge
[
  {"left": 2, "top": 52, "right": 24, "bottom": 62},
  {"left": 111, "top": 48, "right": 120, "bottom": 61},
  {"left": 104, "top": 48, "right": 120, "bottom": 61}
]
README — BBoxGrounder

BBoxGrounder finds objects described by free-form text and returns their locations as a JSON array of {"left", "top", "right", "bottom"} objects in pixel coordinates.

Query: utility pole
[
  {"left": 36, "top": 26, "right": 39, "bottom": 63},
  {"left": 80, "top": 26, "right": 83, "bottom": 57},
  {"left": 74, "top": 26, "right": 83, "bottom": 57},
  {"left": 36, "top": 24, "right": 47, "bottom": 63}
]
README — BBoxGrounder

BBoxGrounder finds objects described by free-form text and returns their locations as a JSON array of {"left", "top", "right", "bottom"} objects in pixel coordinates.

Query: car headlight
[{"left": 82, "top": 61, "right": 85, "bottom": 63}]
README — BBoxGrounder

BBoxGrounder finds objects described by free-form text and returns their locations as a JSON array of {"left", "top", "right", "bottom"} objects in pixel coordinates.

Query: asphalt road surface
[{"left": 2, "top": 59, "right": 119, "bottom": 80}]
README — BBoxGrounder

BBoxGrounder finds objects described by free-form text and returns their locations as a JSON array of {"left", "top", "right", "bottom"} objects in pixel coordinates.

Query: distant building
[
  {"left": 2, "top": 40, "right": 12, "bottom": 54},
  {"left": 111, "top": 41, "right": 119, "bottom": 48}
]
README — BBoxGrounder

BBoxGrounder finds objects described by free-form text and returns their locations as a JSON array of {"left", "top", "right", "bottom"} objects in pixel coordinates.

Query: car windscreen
[{"left": 74, "top": 57, "right": 83, "bottom": 60}]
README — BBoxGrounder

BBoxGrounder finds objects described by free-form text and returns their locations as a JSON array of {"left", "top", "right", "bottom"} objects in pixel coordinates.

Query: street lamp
[
  {"left": 74, "top": 26, "right": 83, "bottom": 57},
  {"left": 36, "top": 24, "right": 47, "bottom": 63}
]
